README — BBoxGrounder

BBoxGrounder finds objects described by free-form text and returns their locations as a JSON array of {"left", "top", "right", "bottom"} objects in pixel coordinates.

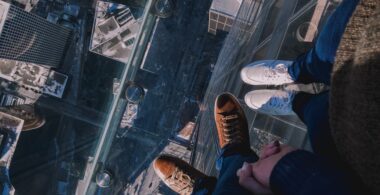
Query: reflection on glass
[
  {"left": 125, "top": 84, "right": 145, "bottom": 103},
  {"left": 259, "top": 0, "right": 283, "bottom": 42},
  {"left": 328, "top": 0, "right": 343, "bottom": 6},
  {"left": 296, "top": 22, "right": 318, "bottom": 42},
  {"left": 278, "top": 5, "right": 316, "bottom": 60},
  {"left": 294, "top": 0, "right": 310, "bottom": 14}
]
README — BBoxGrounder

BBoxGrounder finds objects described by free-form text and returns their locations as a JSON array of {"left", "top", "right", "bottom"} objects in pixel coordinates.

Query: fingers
[
  {"left": 270, "top": 140, "right": 280, "bottom": 147},
  {"left": 237, "top": 163, "right": 273, "bottom": 194},
  {"left": 260, "top": 146, "right": 280, "bottom": 159},
  {"left": 252, "top": 145, "right": 298, "bottom": 187},
  {"left": 238, "top": 173, "right": 263, "bottom": 193},
  {"left": 236, "top": 162, "right": 252, "bottom": 177},
  {"left": 260, "top": 140, "right": 280, "bottom": 159}
]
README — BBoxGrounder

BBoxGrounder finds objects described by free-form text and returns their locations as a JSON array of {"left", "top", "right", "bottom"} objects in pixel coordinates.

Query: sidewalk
[{"left": 191, "top": 0, "right": 338, "bottom": 176}]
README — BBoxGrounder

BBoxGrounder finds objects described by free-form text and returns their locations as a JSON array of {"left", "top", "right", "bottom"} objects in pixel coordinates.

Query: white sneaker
[
  {"left": 240, "top": 60, "right": 295, "bottom": 85},
  {"left": 244, "top": 90, "right": 296, "bottom": 115}
]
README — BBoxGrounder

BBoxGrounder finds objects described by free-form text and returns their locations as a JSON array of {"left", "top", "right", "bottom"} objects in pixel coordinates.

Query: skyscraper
[
  {"left": 0, "top": 1, "right": 72, "bottom": 68},
  {"left": 89, "top": 1, "right": 140, "bottom": 63}
]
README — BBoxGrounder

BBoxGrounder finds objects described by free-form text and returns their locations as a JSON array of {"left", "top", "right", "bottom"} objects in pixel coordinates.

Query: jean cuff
[
  {"left": 220, "top": 143, "right": 254, "bottom": 158},
  {"left": 291, "top": 51, "right": 319, "bottom": 84},
  {"left": 292, "top": 92, "right": 314, "bottom": 121},
  {"left": 192, "top": 176, "right": 217, "bottom": 195},
  {"left": 215, "top": 143, "right": 256, "bottom": 171},
  {"left": 288, "top": 60, "right": 300, "bottom": 81}
]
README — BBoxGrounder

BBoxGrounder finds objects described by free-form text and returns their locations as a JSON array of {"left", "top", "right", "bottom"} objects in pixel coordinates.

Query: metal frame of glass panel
[{"left": 78, "top": 0, "right": 157, "bottom": 194}]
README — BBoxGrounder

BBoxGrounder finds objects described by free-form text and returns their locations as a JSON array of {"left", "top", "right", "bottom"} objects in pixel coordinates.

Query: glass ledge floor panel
[{"left": 190, "top": 0, "right": 339, "bottom": 176}]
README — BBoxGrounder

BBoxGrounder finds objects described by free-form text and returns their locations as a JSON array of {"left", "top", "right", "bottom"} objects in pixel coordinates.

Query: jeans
[
  {"left": 192, "top": 143, "right": 258, "bottom": 195},
  {"left": 291, "top": 0, "right": 359, "bottom": 162},
  {"left": 192, "top": 0, "right": 360, "bottom": 194},
  {"left": 288, "top": 0, "right": 360, "bottom": 85}
]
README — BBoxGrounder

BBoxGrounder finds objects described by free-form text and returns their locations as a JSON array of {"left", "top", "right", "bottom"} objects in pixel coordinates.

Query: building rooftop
[
  {"left": 210, "top": 0, "right": 242, "bottom": 17},
  {"left": 89, "top": 1, "right": 141, "bottom": 63}
]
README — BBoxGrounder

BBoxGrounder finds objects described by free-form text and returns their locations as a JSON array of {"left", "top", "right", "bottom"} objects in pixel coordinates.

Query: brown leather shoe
[
  {"left": 153, "top": 155, "right": 206, "bottom": 195},
  {"left": 214, "top": 93, "right": 250, "bottom": 148}
]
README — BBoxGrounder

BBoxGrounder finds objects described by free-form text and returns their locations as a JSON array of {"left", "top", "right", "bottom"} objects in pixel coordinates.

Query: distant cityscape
[{"left": 0, "top": 0, "right": 220, "bottom": 194}]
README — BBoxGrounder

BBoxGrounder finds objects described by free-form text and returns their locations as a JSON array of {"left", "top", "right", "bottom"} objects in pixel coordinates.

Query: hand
[
  {"left": 250, "top": 144, "right": 296, "bottom": 187},
  {"left": 236, "top": 142, "right": 296, "bottom": 194},
  {"left": 237, "top": 162, "right": 273, "bottom": 195},
  {"left": 260, "top": 140, "right": 281, "bottom": 159}
]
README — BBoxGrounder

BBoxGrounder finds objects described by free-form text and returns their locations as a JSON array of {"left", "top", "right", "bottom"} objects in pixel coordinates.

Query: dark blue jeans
[
  {"left": 288, "top": 0, "right": 360, "bottom": 85},
  {"left": 192, "top": 144, "right": 258, "bottom": 195},
  {"left": 192, "top": 0, "right": 359, "bottom": 194},
  {"left": 290, "top": 0, "right": 359, "bottom": 162}
]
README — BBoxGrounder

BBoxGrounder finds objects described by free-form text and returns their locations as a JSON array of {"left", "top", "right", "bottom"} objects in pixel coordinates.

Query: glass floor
[
  {"left": 0, "top": 0, "right": 341, "bottom": 194},
  {"left": 191, "top": 0, "right": 339, "bottom": 176}
]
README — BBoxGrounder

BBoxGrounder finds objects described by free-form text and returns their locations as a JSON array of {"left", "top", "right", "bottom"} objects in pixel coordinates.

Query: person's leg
[
  {"left": 214, "top": 143, "right": 258, "bottom": 195},
  {"left": 192, "top": 177, "right": 217, "bottom": 195},
  {"left": 288, "top": 0, "right": 360, "bottom": 85},
  {"left": 292, "top": 91, "right": 341, "bottom": 163},
  {"left": 193, "top": 93, "right": 259, "bottom": 195},
  {"left": 292, "top": 91, "right": 369, "bottom": 191},
  {"left": 192, "top": 143, "right": 258, "bottom": 195}
]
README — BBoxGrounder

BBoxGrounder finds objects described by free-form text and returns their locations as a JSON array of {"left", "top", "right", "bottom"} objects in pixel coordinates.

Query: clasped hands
[{"left": 236, "top": 141, "right": 296, "bottom": 194}]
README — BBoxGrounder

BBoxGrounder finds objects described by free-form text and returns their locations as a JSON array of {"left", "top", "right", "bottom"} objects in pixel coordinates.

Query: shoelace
[
  {"left": 166, "top": 167, "right": 193, "bottom": 193},
  {"left": 263, "top": 64, "right": 291, "bottom": 81},
  {"left": 220, "top": 111, "right": 244, "bottom": 143}
]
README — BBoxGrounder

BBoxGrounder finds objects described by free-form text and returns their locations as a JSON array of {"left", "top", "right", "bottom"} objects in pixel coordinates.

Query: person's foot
[
  {"left": 240, "top": 60, "right": 295, "bottom": 85},
  {"left": 153, "top": 155, "right": 207, "bottom": 195},
  {"left": 214, "top": 93, "right": 250, "bottom": 148},
  {"left": 244, "top": 90, "right": 296, "bottom": 115}
]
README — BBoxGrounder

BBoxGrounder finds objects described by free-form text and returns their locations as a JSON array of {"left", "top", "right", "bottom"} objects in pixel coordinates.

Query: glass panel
[
  {"left": 279, "top": 1, "right": 339, "bottom": 60},
  {"left": 0, "top": 0, "right": 149, "bottom": 194},
  {"left": 294, "top": 0, "right": 312, "bottom": 14},
  {"left": 278, "top": 5, "right": 317, "bottom": 60},
  {"left": 258, "top": 0, "right": 284, "bottom": 42},
  {"left": 191, "top": 0, "right": 340, "bottom": 178},
  {"left": 253, "top": 43, "right": 270, "bottom": 60}
]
